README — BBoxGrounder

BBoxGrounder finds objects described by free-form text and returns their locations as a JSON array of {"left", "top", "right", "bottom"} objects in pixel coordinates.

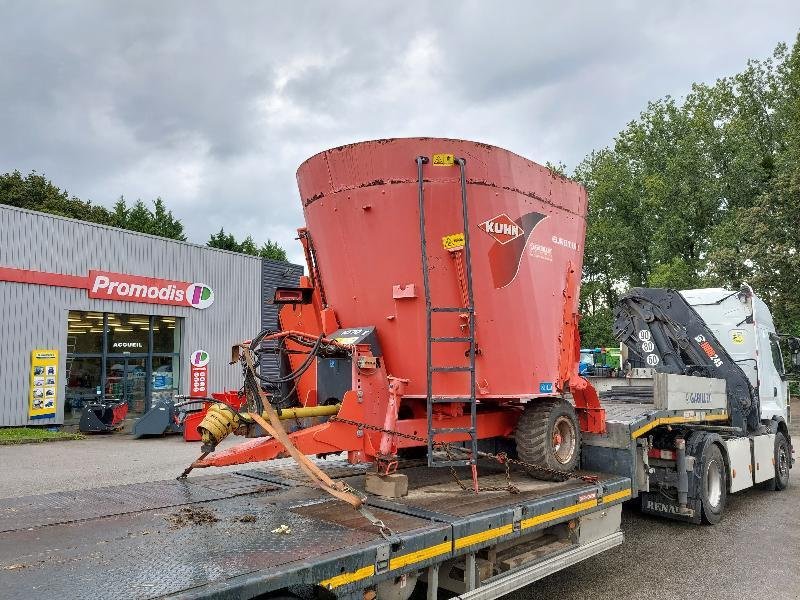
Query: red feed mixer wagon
[{"left": 193, "top": 138, "right": 605, "bottom": 486}]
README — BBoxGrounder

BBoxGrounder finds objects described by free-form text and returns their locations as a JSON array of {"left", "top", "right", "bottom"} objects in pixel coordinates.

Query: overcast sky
[{"left": 2, "top": 2, "right": 799, "bottom": 264}]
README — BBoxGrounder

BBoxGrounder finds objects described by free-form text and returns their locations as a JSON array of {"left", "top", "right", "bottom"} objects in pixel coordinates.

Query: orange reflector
[{"left": 273, "top": 286, "right": 313, "bottom": 304}]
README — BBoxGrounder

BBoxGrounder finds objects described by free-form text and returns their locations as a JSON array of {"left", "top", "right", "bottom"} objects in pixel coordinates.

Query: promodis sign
[{"left": 88, "top": 270, "right": 214, "bottom": 309}]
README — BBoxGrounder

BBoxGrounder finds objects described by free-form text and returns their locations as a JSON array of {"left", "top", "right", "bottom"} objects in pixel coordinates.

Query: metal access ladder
[{"left": 415, "top": 155, "right": 479, "bottom": 476}]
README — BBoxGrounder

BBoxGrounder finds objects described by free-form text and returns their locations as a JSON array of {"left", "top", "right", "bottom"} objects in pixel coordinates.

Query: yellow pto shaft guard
[{"left": 198, "top": 402, "right": 340, "bottom": 453}]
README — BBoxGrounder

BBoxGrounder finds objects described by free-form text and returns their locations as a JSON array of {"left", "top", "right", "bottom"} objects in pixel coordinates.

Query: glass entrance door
[
  {"left": 67, "top": 311, "right": 182, "bottom": 417},
  {"left": 106, "top": 357, "right": 148, "bottom": 415}
]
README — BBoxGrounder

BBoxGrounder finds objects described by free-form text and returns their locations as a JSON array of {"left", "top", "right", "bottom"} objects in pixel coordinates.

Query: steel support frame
[
  {"left": 557, "top": 261, "right": 606, "bottom": 434},
  {"left": 195, "top": 407, "right": 519, "bottom": 468}
]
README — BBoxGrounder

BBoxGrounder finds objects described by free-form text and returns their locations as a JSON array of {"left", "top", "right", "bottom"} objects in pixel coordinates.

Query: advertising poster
[
  {"left": 190, "top": 350, "right": 209, "bottom": 397},
  {"left": 29, "top": 349, "right": 58, "bottom": 419}
]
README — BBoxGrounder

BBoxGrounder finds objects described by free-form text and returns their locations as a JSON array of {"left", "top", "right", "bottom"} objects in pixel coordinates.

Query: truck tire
[
  {"left": 515, "top": 398, "right": 580, "bottom": 479},
  {"left": 772, "top": 432, "right": 791, "bottom": 490},
  {"left": 700, "top": 443, "right": 727, "bottom": 525}
]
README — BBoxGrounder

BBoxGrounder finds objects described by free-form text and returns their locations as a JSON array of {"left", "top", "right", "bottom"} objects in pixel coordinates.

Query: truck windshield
[{"left": 769, "top": 333, "right": 785, "bottom": 377}]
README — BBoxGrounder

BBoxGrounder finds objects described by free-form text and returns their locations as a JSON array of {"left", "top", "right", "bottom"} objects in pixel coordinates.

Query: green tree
[
  {"left": 206, "top": 228, "right": 288, "bottom": 261},
  {"left": 110, "top": 197, "right": 186, "bottom": 241},
  {"left": 0, "top": 171, "right": 187, "bottom": 242},
  {"left": 207, "top": 228, "right": 241, "bottom": 251},
  {"left": 259, "top": 240, "right": 287, "bottom": 262},
  {"left": 0, "top": 170, "right": 113, "bottom": 224},
  {"left": 575, "top": 33, "right": 800, "bottom": 338},
  {"left": 711, "top": 36, "right": 800, "bottom": 334}
]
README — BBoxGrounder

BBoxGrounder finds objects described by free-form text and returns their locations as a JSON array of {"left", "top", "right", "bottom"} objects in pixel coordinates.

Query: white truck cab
[{"left": 680, "top": 286, "right": 789, "bottom": 424}]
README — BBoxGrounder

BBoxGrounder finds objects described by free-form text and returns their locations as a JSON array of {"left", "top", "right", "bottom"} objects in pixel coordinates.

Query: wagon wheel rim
[{"left": 552, "top": 416, "right": 576, "bottom": 464}]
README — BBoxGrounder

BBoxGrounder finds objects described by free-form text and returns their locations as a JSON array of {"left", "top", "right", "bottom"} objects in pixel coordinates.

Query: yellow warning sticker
[
  {"left": 442, "top": 232, "right": 465, "bottom": 250},
  {"left": 432, "top": 153, "right": 454, "bottom": 166},
  {"left": 731, "top": 330, "right": 745, "bottom": 344}
]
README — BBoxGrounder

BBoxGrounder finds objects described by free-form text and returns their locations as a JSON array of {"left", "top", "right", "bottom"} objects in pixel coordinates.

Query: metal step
[
  {"left": 427, "top": 458, "right": 473, "bottom": 467},
  {"left": 430, "top": 336, "right": 472, "bottom": 342},
  {"left": 431, "top": 396, "right": 474, "bottom": 403},
  {"left": 431, "top": 366, "right": 472, "bottom": 373},
  {"left": 431, "top": 306, "right": 474, "bottom": 313},
  {"left": 430, "top": 427, "right": 476, "bottom": 435}
]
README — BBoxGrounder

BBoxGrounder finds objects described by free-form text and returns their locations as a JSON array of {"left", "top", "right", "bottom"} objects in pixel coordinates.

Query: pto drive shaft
[{"left": 197, "top": 402, "right": 341, "bottom": 454}]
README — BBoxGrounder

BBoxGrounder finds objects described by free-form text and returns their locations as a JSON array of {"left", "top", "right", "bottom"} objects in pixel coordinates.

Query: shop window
[
  {"left": 106, "top": 313, "right": 150, "bottom": 353},
  {"left": 64, "top": 357, "right": 102, "bottom": 421},
  {"left": 106, "top": 357, "right": 147, "bottom": 413},
  {"left": 153, "top": 316, "right": 181, "bottom": 353},
  {"left": 66, "top": 312, "right": 183, "bottom": 416},
  {"left": 152, "top": 355, "right": 180, "bottom": 403},
  {"left": 67, "top": 311, "right": 104, "bottom": 354}
]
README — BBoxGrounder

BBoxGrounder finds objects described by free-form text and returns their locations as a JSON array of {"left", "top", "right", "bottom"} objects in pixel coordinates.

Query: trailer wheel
[
  {"left": 515, "top": 398, "right": 580, "bottom": 479},
  {"left": 700, "top": 443, "right": 727, "bottom": 525}
]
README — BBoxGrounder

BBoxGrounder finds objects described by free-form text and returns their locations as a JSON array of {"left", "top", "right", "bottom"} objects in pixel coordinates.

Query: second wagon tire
[{"left": 515, "top": 398, "right": 581, "bottom": 479}]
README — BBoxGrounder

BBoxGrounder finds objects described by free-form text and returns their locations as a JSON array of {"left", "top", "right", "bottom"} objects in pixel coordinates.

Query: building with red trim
[{"left": 0, "top": 205, "right": 301, "bottom": 427}]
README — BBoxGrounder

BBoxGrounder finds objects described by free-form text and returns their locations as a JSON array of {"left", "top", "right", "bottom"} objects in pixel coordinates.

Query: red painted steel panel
[
  {"left": 0, "top": 266, "right": 89, "bottom": 289},
  {"left": 296, "top": 138, "right": 588, "bottom": 399}
]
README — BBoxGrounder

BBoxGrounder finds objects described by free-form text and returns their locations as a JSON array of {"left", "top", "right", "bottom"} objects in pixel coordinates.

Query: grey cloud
[{"left": 1, "top": 1, "right": 798, "bottom": 265}]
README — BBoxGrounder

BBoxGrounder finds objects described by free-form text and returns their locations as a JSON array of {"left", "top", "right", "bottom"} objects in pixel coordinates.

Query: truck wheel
[
  {"left": 515, "top": 398, "right": 580, "bottom": 479},
  {"left": 700, "top": 443, "right": 727, "bottom": 525},
  {"left": 773, "top": 432, "right": 791, "bottom": 490},
  {"left": 759, "top": 431, "right": 791, "bottom": 491}
]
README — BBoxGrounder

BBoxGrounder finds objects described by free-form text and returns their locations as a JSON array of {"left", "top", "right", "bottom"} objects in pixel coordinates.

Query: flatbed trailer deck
[{"left": 0, "top": 459, "right": 629, "bottom": 600}]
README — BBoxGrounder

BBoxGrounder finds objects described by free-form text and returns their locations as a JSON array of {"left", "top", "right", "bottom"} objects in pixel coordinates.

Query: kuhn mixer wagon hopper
[{"left": 192, "top": 138, "right": 606, "bottom": 488}]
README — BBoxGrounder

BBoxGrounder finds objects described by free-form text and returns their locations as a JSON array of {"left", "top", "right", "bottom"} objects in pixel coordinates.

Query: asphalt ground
[
  {"left": 514, "top": 420, "right": 800, "bottom": 600},
  {"left": 0, "top": 430, "right": 268, "bottom": 498},
  {"left": 1, "top": 423, "right": 798, "bottom": 599}
]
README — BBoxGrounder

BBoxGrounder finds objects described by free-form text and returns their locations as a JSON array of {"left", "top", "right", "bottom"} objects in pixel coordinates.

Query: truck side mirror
[{"left": 787, "top": 337, "right": 800, "bottom": 369}]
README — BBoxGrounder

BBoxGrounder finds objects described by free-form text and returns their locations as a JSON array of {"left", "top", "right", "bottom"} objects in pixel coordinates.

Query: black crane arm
[{"left": 612, "top": 288, "right": 761, "bottom": 433}]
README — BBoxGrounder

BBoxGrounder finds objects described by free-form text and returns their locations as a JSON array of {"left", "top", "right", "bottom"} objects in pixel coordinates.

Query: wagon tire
[{"left": 515, "top": 398, "right": 581, "bottom": 480}]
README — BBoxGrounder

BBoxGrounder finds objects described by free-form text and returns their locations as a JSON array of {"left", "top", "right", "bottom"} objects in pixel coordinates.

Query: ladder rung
[
  {"left": 431, "top": 366, "right": 472, "bottom": 373},
  {"left": 428, "top": 459, "right": 474, "bottom": 467},
  {"left": 431, "top": 427, "right": 476, "bottom": 434},
  {"left": 430, "top": 396, "right": 475, "bottom": 403},
  {"left": 431, "top": 307, "right": 474, "bottom": 313},
  {"left": 430, "top": 336, "right": 472, "bottom": 342}
]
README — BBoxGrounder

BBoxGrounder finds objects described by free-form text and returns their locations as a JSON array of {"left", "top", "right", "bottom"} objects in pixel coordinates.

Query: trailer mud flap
[{"left": 639, "top": 492, "right": 700, "bottom": 524}]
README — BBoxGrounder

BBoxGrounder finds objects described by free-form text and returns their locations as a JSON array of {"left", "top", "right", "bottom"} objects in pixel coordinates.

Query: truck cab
[{"left": 680, "top": 286, "right": 789, "bottom": 424}]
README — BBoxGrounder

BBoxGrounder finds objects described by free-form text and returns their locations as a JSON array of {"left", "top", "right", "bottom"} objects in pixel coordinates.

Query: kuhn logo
[
  {"left": 482, "top": 211, "right": 548, "bottom": 288},
  {"left": 88, "top": 270, "right": 214, "bottom": 310},
  {"left": 479, "top": 214, "right": 523, "bottom": 245}
]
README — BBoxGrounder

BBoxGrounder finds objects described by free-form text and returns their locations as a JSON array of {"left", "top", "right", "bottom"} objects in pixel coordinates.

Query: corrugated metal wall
[{"left": 0, "top": 205, "right": 300, "bottom": 427}]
